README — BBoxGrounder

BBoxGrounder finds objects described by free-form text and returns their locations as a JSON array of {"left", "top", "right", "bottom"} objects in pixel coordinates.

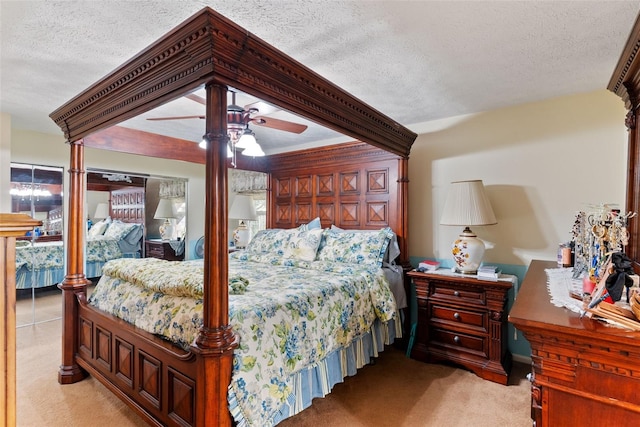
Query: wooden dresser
[
  {"left": 509, "top": 260, "right": 640, "bottom": 426},
  {"left": 407, "top": 269, "right": 513, "bottom": 385}
]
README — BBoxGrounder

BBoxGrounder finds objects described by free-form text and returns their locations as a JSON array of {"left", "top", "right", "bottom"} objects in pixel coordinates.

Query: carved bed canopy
[{"left": 49, "top": 8, "right": 415, "bottom": 156}]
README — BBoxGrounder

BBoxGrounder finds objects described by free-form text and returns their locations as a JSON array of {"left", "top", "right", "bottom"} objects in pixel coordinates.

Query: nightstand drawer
[
  {"left": 430, "top": 304, "right": 486, "bottom": 331},
  {"left": 145, "top": 240, "right": 184, "bottom": 261},
  {"left": 147, "top": 245, "right": 164, "bottom": 258},
  {"left": 430, "top": 327, "right": 487, "bottom": 357},
  {"left": 430, "top": 282, "right": 485, "bottom": 306}
]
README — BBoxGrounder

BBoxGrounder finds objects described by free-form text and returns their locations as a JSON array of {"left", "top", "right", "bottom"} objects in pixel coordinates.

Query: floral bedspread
[
  {"left": 15, "top": 237, "right": 122, "bottom": 271},
  {"left": 88, "top": 254, "right": 397, "bottom": 427}
]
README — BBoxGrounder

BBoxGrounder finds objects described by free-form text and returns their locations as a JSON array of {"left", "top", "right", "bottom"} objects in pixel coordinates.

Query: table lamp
[
  {"left": 440, "top": 180, "right": 497, "bottom": 274},
  {"left": 93, "top": 202, "right": 110, "bottom": 220},
  {"left": 154, "top": 198, "right": 175, "bottom": 241},
  {"left": 229, "top": 194, "right": 257, "bottom": 248}
]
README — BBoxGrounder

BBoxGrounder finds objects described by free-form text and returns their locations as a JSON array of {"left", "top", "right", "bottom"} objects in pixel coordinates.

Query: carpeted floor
[{"left": 16, "top": 290, "right": 532, "bottom": 427}]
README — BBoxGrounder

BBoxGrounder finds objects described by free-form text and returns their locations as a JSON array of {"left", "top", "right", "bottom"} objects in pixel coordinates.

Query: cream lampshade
[
  {"left": 440, "top": 180, "right": 497, "bottom": 274},
  {"left": 93, "top": 202, "right": 110, "bottom": 220},
  {"left": 154, "top": 198, "right": 176, "bottom": 241},
  {"left": 229, "top": 194, "right": 257, "bottom": 248}
]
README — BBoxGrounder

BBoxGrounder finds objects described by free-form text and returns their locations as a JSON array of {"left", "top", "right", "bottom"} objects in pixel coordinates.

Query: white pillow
[
  {"left": 282, "top": 228, "right": 323, "bottom": 261},
  {"left": 88, "top": 219, "right": 110, "bottom": 237},
  {"left": 103, "top": 220, "right": 137, "bottom": 240}
]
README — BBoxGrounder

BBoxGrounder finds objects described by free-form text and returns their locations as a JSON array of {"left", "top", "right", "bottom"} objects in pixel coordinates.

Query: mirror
[
  {"left": 11, "top": 162, "right": 64, "bottom": 327},
  {"left": 87, "top": 169, "right": 187, "bottom": 261}
]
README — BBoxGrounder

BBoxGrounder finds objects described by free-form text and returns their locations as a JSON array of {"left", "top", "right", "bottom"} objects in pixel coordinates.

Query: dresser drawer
[
  {"left": 430, "top": 304, "right": 486, "bottom": 332},
  {"left": 429, "top": 327, "right": 487, "bottom": 358},
  {"left": 430, "top": 281, "right": 486, "bottom": 306}
]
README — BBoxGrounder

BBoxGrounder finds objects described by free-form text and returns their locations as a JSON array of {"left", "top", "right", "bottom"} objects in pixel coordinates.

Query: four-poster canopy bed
[{"left": 49, "top": 7, "right": 416, "bottom": 427}]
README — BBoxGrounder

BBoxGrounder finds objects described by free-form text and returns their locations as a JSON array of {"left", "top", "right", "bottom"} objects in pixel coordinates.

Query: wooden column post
[
  {"left": 397, "top": 157, "right": 410, "bottom": 266},
  {"left": 0, "top": 213, "right": 41, "bottom": 427},
  {"left": 192, "top": 82, "right": 238, "bottom": 426},
  {"left": 58, "top": 139, "right": 91, "bottom": 384}
]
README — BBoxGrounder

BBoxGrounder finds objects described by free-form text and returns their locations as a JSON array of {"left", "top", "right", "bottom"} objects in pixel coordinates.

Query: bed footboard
[{"left": 76, "top": 298, "right": 201, "bottom": 426}]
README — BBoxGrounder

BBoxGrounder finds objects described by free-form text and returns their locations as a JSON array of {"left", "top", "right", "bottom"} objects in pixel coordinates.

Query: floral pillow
[
  {"left": 88, "top": 219, "right": 110, "bottom": 238},
  {"left": 245, "top": 229, "right": 291, "bottom": 255},
  {"left": 330, "top": 225, "right": 400, "bottom": 265},
  {"left": 282, "top": 228, "right": 323, "bottom": 261},
  {"left": 316, "top": 227, "right": 394, "bottom": 267},
  {"left": 103, "top": 220, "right": 137, "bottom": 241}
]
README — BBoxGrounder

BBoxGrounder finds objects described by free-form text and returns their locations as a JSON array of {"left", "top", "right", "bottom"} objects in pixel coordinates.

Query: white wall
[
  {"left": 409, "top": 89, "right": 628, "bottom": 267},
  {"left": 0, "top": 113, "right": 11, "bottom": 212}
]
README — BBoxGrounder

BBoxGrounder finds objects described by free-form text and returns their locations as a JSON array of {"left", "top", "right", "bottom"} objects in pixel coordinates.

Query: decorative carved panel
[
  {"left": 276, "top": 178, "right": 291, "bottom": 198},
  {"left": 275, "top": 204, "right": 292, "bottom": 224},
  {"left": 366, "top": 201, "right": 387, "bottom": 225},
  {"left": 168, "top": 368, "right": 195, "bottom": 426},
  {"left": 340, "top": 172, "right": 360, "bottom": 195},
  {"left": 295, "top": 203, "right": 312, "bottom": 224},
  {"left": 296, "top": 176, "right": 312, "bottom": 197},
  {"left": 115, "top": 338, "right": 134, "bottom": 389},
  {"left": 111, "top": 188, "right": 145, "bottom": 224},
  {"left": 340, "top": 202, "right": 360, "bottom": 227},
  {"left": 78, "top": 317, "right": 93, "bottom": 359},
  {"left": 139, "top": 351, "right": 162, "bottom": 409},
  {"left": 317, "top": 174, "right": 334, "bottom": 196},
  {"left": 317, "top": 203, "right": 335, "bottom": 224},
  {"left": 96, "top": 327, "right": 111, "bottom": 371},
  {"left": 367, "top": 168, "right": 388, "bottom": 193}
]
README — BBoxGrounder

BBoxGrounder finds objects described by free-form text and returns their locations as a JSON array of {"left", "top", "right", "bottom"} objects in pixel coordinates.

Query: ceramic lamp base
[
  {"left": 233, "top": 222, "right": 251, "bottom": 248},
  {"left": 451, "top": 227, "right": 486, "bottom": 274},
  {"left": 159, "top": 220, "right": 174, "bottom": 241}
]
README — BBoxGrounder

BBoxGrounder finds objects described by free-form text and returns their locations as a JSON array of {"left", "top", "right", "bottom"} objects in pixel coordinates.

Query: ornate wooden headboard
[
  {"left": 110, "top": 188, "right": 145, "bottom": 225},
  {"left": 266, "top": 142, "right": 409, "bottom": 265}
]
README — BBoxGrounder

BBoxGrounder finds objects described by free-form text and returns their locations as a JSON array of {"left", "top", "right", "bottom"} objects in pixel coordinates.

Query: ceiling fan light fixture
[
  {"left": 235, "top": 127, "right": 257, "bottom": 149},
  {"left": 199, "top": 138, "right": 207, "bottom": 149},
  {"left": 241, "top": 142, "right": 265, "bottom": 157}
]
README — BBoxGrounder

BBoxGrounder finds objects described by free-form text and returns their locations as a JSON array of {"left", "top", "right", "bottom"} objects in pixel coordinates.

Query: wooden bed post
[
  {"left": 398, "top": 157, "right": 410, "bottom": 266},
  {"left": 192, "top": 82, "right": 238, "bottom": 426},
  {"left": 58, "top": 139, "right": 90, "bottom": 384}
]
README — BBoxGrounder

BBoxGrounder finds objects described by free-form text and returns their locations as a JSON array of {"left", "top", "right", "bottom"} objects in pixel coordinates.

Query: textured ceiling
[{"left": 1, "top": 1, "right": 639, "bottom": 154}]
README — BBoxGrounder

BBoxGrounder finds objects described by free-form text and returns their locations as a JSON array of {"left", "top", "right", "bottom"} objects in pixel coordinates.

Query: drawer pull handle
[
  {"left": 454, "top": 291, "right": 460, "bottom": 297},
  {"left": 453, "top": 336, "right": 460, "bottom": 344},
  {"left": 453, "top": 312, "right": 461, "bottom": 320}
]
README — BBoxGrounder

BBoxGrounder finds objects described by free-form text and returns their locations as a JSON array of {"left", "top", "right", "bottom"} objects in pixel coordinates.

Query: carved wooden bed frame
[{"left": 49, "top": 7, "right": 416, "bottom": 426}]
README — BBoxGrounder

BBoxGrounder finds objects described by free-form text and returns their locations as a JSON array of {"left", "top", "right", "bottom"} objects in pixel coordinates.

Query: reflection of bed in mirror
[
  {"left": 15, "top": 196, "right": 144, "bottom": 289},
  {"left": 49, "top": 7, "right": 416, "bottom": 427}
]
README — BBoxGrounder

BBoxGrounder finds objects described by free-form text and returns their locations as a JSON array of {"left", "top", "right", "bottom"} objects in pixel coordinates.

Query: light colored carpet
[{"left": 16, "top": 290, "right": 532, "bottom": 426}]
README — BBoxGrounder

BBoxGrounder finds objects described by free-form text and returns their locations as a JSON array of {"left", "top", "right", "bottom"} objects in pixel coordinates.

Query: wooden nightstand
[
  {"left": 407, "top": 269, "right": 513, "bottom": 385},
  {"left": 145, "top": 239, "right": 184, "bottom": 261}
]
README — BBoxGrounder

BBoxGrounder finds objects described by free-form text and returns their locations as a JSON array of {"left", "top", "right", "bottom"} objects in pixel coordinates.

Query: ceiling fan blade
[
  {"left": 185, "top": 93, "right": 206, "bottom": 105},
  {"left": 252, "top": 116, "right": 308, "bottom": 134},
  {"left": 244, "top": 100, "right": 279, "bottom": 115},
  {"left": 146, "top": 115, "right": 204, "bottom": 121}
]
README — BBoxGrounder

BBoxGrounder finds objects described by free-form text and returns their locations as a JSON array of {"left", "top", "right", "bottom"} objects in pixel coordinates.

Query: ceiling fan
[{"left": 146, "top": 92, "right": 308, "bottom": 135}]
